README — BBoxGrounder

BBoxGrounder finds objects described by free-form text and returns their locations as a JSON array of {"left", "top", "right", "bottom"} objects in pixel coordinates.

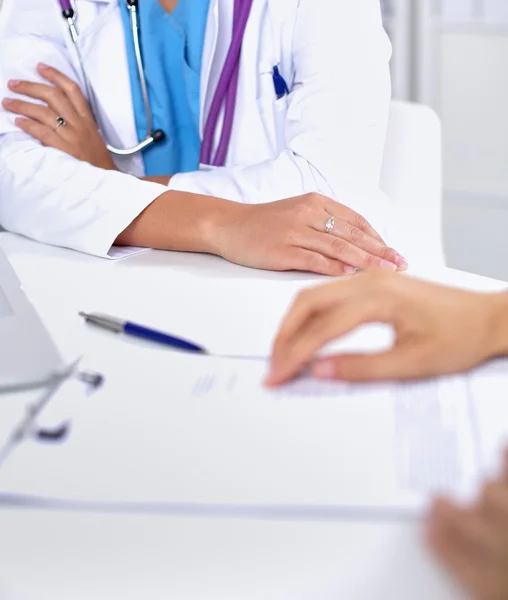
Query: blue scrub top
[{"left": 120, "top": 0, "right": 211, "bottom": 176}]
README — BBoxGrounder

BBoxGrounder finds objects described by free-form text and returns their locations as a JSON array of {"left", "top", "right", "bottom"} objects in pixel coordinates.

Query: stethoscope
[{"left": 58, "top": 0, "right": 254, "bottom": 166}]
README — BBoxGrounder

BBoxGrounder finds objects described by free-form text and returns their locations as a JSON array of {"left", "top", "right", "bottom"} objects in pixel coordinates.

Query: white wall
[{"left": 440, "top": 33, "right": 508, "bottom": 197}]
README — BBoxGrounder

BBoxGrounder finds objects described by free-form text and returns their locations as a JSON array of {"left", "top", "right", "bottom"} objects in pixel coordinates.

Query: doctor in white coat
[{"left": 0, "top": 0, "right": 406, "bottom": 276}]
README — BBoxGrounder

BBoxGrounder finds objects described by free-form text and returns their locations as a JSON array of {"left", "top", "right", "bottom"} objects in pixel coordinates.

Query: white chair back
[{"left": 381, "top": 101, "right": 445, "bottom": 265}]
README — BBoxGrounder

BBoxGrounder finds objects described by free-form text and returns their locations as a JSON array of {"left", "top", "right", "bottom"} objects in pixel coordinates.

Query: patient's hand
[
  {"left": 266, "top": 271, "right": 508, "bottom": 385},
  {"left": 2, "top": 64, "right": 116, "bottom": 170},
  {"left": 428, "top": 448, "right": 508, "bottom": 600}
]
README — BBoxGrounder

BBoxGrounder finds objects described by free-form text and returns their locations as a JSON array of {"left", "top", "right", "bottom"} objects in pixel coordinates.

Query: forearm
[
  {"left": 0, "top": 135, "right": 169, "bottom": 257},
  {"left": 141, "top": 175, "right": 172, "bottom": 185},
  {"left": 487, "top": 292, "right": 508, "bottom": 358},
  {"left": 115, "top": 190, "right": 235, "bottom": 255}
]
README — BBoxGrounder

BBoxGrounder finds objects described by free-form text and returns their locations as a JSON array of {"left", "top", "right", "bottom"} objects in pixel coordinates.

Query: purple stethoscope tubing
[
  {"left": 200, "top": 0, "right": 254, "bottom": 167},
  {"left": 209, "top": 0, "right": 242, "bottom": 167},
  {"left": 59, "top": 0, "right": 73, "bottom": 11}
]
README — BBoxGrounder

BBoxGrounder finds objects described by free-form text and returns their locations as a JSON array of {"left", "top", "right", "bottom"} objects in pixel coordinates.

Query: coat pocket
[{"left": 256, "top": 92, "right": 289, "bottom": 158}]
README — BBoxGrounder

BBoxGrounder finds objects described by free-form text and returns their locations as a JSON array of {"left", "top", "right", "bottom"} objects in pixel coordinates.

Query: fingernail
[
  {"left": 2, "top": 98, "right": 13, "bottom": 106},
  {"left": 343, "top": 265, "right": 356, "bottom": 275},
  {"left": 380, "top": 260, "right": 397, "bottom": 272},
  {"left": 8, "top": 80, "right": 20, "bottom": 88},
  {"left": 14, "top": 117, "right": 26, "bottom": 127},
  {"left": 263, "top": 367, "right": 277, "bottom": 386},
  {"left": 395, "top": 255, "right": 409, "bottom": 269},
  {"left": 37, "top": 63, "right": 49, "bottom": 71},
  {"left": 311, "top": 359, "right": 337, "bottom": 380}
]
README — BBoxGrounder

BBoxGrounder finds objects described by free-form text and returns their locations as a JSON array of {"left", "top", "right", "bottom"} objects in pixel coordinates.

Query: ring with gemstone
[
  {"left": 54, "top": 116, "right": 67, "bottom": 130},
  {"left": 325, "top": 216, "right": 335, "bottom": 234}
]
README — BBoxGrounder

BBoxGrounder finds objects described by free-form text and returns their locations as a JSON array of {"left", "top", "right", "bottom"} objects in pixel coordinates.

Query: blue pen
[
  {"left": 272, "top": 65, "right": 289, "bottom": 100},
  {"left": 79, "top": 312, "right": 206, "bottom": 354}
]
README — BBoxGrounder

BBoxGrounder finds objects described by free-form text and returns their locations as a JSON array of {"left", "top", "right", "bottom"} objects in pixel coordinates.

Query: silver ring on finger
[
  {"left": 54, "top": 116, "right": 67, "bottom": 131},
  {"left": 325, "top": 216, "right": 335, "bottom": 234}
]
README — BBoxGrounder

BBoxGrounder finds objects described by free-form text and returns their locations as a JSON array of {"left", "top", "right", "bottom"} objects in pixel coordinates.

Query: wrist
[
  {"left": 94, "top": 154, "right": 118, "bottom": 171},
  {"left": 486, "top": 292, "right": 508, "bottom": 359},
  {"left": 142, "top": 175, "right": 172, "bottom": 185},
  {"left": 201, "top": 198, "right": 249, "bottom": 257},
  {"left": 117, "top": 189, "right": 249, "bottom": 256}
]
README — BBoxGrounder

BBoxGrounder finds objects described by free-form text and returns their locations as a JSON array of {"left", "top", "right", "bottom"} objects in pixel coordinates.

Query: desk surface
[{"left": 1, "top": 232, "right": 505, "bottom": 600}]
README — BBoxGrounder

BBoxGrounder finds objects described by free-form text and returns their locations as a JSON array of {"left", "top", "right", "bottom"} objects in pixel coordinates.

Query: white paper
[
  {"left": 106, "top": 246, "right": 151, "bottom": 260},
  {"left": 1, "top": 355, "right": 506, "bottom": 515}
]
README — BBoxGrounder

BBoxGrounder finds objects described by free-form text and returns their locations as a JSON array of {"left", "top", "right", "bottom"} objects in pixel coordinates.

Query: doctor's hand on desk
[
  {"left": 213, "top": 194, "right": 407, "bottom": 277},
  {"left": 266, "top": 272, "right": 508, "bottom": 385},
  {"left": 118, "top": 190, "right": 407, "bottom": 277}
]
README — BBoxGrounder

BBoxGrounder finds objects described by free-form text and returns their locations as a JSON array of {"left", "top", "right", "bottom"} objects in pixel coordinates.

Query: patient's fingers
[
  {"left": 266, "top": 298, "right": 381, "bottom": 386},
  {"left": 311, "top": 342, "right": 438, "bottom": 383}
]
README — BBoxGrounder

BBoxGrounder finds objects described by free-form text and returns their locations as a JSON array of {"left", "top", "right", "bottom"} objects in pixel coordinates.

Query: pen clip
[
  {"left": 0, "top": 358, "right": 103, "bottom": 470},
  {"left": 36, "top": 421, "right": 71, "bottom": 442}
]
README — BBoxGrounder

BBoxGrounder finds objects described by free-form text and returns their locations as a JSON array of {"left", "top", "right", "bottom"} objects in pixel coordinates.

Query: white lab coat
[{"left": 0, "top": 0, "right": 393, "bottom": 258}]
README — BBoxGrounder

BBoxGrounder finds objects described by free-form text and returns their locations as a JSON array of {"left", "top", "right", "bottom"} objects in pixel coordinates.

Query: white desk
[{"left": 0, "top": 232, "right": 506, "bottom": 600}]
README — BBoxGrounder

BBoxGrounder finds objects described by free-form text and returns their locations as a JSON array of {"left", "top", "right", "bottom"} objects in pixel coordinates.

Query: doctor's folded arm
[{"left": 0, "top": 0, "right": 408, "bottom": 276}]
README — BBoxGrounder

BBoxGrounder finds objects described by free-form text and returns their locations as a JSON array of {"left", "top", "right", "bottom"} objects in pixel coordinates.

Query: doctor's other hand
[
  {"left": 2, "top": 64, "right": 116, "bottom": 171},
  {"left": 216, "top": 194, "right": 406, "bottom": 277},
  {"left": 266, "top": 271, "right": 508, "bottom": 386},
  {"left": 427, "top": 448, "right": 508, "bottom": 600}
]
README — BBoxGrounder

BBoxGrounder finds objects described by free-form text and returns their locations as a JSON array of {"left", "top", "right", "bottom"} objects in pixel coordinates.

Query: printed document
[{"left": 0, "top": 355, "right": 506, "bottom": 516}]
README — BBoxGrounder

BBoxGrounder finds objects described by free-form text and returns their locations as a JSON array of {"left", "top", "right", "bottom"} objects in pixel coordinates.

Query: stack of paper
[{"left": 1, "top": 354, "right": 506, "bottom": 517}]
